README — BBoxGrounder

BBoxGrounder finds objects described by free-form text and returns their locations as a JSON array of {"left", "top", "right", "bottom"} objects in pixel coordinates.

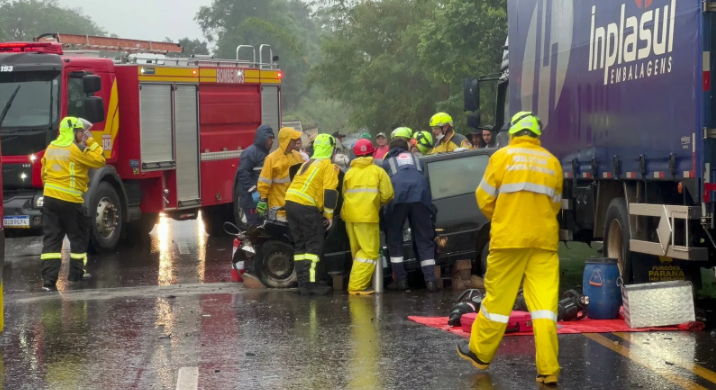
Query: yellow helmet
[
  {"left": 391, "top": 127, "right": 413, "bottom": 139},
  {"left": 312, "top": 133, "right": 336, "bottom": 159},
  {"left": 429, "top": 112, "right": 453, "bottom": 128},
  {"left": 508, "top": 112, "right": 543, "bottom": 136},
  {"left": 411, "top": 130, "right": 434, "bottom": 154}
]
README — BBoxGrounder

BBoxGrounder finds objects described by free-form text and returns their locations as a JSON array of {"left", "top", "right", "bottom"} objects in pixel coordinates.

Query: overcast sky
[{"left": 57, "top": 0, "right": 213, "bottom": 42}]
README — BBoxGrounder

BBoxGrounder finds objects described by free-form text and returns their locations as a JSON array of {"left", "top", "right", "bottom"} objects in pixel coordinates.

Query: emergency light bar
[{"left": 0, "top": 42, "right": 64, "bottom": 55}]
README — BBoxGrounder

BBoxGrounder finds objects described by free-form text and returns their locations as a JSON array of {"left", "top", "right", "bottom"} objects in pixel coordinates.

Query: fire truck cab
[{"left": 0, "top": 34, "right": 283, "bottom": 252}]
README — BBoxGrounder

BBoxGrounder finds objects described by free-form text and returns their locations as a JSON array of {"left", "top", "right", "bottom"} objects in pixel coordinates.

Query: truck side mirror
[
  {"left": 84, "top": 96, "right": 105, "bottom": 124},
  {"left": 467, "top": 111, "right": 481, "bottom": 128},
  {"left": 83, "top": 75, "right": 102, "bottom": 94},
  {"left": 464, "top": 78, "right": 480, "bottom": 112}
]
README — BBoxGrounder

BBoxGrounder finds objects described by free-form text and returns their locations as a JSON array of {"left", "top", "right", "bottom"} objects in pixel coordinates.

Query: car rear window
[{"left": 428, "top": 154, "right": 490, "bottom": 200}]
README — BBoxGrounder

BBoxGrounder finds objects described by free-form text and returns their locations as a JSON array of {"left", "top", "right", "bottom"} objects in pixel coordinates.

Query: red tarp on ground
[{"left": 407, "top": 315, "right": 702, "bottom": 337}]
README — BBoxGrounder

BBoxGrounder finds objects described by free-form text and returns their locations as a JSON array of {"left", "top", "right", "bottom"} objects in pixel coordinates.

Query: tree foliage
[
  {"left": 196, "top": 0, "right": 315, "bottom": 110},
  {"left": 164, "top": 37, "right": 210, "bottom": 57},
  {"left": 311, "top": 0, "right": 507, "bottom": 134},
  {"left": 0, "top": 0, "right": 106, "bottom": 41}
]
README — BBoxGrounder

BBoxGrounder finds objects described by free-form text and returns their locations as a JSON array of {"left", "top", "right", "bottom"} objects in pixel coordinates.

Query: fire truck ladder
[
  {"left": 34, "top": 33, "right": 183, "bottom": 54},
  {"left": 128, "top": 44, "right": 279, "bottom": 69}
]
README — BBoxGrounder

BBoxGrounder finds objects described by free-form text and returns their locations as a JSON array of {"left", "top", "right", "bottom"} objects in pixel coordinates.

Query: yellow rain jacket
[
  {"left": 42, "top": 121, "right": 106, "bottom": 204},
  {"left": 476, "top": 136, "right": 563, "bottom": 251},
  {"left": 430, "top": 130, "right": 471, "bottom": 154},
  {"left": 258, "top": 127, "right": 304, "bottom": 215},
  {"left": 285, "top": 158, "right": 340, "bottom": 219},
  {"left": 341, "top": 157, "right": 394, "bottom": 223}
]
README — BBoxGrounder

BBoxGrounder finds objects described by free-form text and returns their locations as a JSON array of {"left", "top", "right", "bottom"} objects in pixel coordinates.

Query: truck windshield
[{"left": 0, "top": 71, "right": 60, "bottom": 156}]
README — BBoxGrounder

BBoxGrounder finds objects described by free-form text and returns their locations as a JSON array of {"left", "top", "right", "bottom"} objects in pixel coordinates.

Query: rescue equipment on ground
[{"left": 448, "top": 289, "right": 484, "bottom": 326}]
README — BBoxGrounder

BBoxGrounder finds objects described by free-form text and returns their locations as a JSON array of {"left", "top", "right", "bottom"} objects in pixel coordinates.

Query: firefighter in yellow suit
[
  {"left": 456, "top": 112, "right": 563, "bottom": 386},
  {"left": 257, "top": 127, "right": 303, "bottom": 219},
  {"left": 342, "top": 139, "right": 394, "bottom": 295},
  {"left": 40, "top": 117, "right": 106, "bottom": 291},
  {"left": 285, "top": 133, "right": 340, "bottom": 296}
]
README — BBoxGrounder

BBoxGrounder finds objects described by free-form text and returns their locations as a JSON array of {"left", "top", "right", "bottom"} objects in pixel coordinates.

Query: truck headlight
[{"left": 35, "top": 196, "right": 44, "bottom": 208}]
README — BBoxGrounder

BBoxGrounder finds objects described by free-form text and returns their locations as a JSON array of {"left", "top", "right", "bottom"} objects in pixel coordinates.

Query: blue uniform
[
  {"left": 237, "top": 125, "right": 274, "bottom": 226},
  {"left": 382, "top": 147, "right": 437, "bottom": 283}
]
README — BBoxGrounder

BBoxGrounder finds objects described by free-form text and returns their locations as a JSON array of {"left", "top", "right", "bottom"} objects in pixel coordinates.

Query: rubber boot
[
  {"left": 307, "top": 283, "right": 332, "bottom": 296},
  {"left": 536, "top": 375, "right": 558, "bottom": 386},
  {"left": 426, "top": 281, "right": 439, "bottom": 292},
  {"left": 42, "top": 280, "right": 57, "bottom": 292},
  {"left": 298, "top": 282, "right": 311, "bottom": 296},
  {"left": 388, "top": 280, "right": 408, "bottom": 291}
]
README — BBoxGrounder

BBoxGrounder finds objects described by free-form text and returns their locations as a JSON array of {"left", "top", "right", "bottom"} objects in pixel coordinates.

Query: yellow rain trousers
[
  {"left": 341, "top": 157, "right": 394, "bottom": 292},
  {"left": 468, "top": 248, "right": 560, "bottom": 376},
  {"left": 469, "top": 135, "right": 562, "bottom": 376},
  {"left": 346, "top": 222, "right": 380, "bottom": 292}
]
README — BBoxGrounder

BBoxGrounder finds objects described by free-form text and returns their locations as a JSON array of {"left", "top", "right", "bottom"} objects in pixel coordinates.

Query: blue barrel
[{"left": 583, "top": 258, "right": 622, "bottom": 319}]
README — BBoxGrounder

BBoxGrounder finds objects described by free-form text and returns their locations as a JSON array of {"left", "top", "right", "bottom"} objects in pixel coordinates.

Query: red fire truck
[{"left": 0, "top": 33, "right": 283, "bottom": 251}]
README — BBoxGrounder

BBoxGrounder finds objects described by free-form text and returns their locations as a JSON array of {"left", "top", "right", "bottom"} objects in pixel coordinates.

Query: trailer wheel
[
  {"left": 90, "top": 182, "right": 123, "bottom": 253},
  {"left": 254, "top": 240, "right": 297, "bottom": 288},
  {"left": 603, "top": 198, "right": 633, "bottom": 283}
]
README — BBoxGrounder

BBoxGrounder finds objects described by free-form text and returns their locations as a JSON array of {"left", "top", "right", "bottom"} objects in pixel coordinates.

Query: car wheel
[
  {"left": 89, "top": 182, "right": 123, "bottom": 253},
  {"left": 478, "top": 239, "right": 490, "bottom": 278},
  {"left": 254, "top": 240, "right": 297, "bottom": 288}
]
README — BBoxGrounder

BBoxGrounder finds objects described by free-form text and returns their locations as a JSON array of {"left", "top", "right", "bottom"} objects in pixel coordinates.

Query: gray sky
[{"left": 57, "top": 0, "right": 213, "bottom": 42}]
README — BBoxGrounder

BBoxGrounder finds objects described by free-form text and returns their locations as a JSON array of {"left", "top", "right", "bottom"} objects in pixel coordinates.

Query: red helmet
[{"left": 353, "top": 139, "right": 375, "bottom": 156}]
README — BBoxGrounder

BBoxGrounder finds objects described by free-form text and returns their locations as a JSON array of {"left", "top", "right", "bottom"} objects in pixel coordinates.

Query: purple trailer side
[{"left": 509, "top": 0, "right": 702, "bottom": 180}]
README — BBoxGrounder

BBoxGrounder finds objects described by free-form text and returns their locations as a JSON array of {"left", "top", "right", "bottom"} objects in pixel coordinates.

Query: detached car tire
[
  {"left": 89, "top": 182, "right": 123, "bottom": 253},
  {"left": 254, "top": 240, "right": 297, "bottom": 288}
]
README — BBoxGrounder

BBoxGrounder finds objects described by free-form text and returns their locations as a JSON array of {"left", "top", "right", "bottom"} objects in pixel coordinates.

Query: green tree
[
  {"left": 164, "top": 37, "right": 209, "bottom": 57},
  {"left": 0, "top": 0, "right": 106, "bottom": 41},
  {"left": 196, "top": 0, "right": 314, "bottom": 110},
  {"left": 310, "top": 0, "right": 507, "bottom": 135},
  {"left": 419, "top": 0, "right": 507, "bottom": 127},
  {"left": 310, "top": 0, "right": 442, "bottom": 134}
]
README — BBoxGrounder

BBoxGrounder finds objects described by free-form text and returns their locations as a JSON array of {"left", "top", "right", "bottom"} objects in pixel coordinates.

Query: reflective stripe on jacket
[
  {"left": 258, "top": 127, "right": 304, "bottom": 214},
  {"left": 341, "top": 157, "right": 394, "bottom": 223},
  {"left": 285, "top": 158, "right": 340, "bottom": 218},
  {"left": 382, "top": 147, "right": 432, "bottom": 211},
  {"left": 42, "top": 138, "right": 106, "bottom": 203},
  {"left": 476, "top": 137, "right": 563, "bottom": 251},
  {"left": 430, "top": 131, "right": 471, "bottom": 154}
]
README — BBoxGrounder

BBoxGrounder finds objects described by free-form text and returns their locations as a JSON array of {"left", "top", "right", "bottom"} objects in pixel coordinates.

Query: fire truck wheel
[
  {"left": 232, "top": 181, "right": 247, "bottom": 229},
  {"left": 131, "top": 213, "right": 158, "bottom": 237},
  {"left": 202, "top": 205, "right": 231, "bottom": 237},
  {"left": 90, "top": 182, "right": 123, "bottom": 253},
  {"left": 254, "top": 240, "right": 297, "bottom": 288}
]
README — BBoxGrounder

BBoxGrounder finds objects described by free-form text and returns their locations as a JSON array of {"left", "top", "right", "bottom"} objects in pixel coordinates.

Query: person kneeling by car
[
  {"left": 343, "top": 139, "right": 394, "bottom": 295},
  {"left": 382, "top": 129, "right": 439, "bottom": 292},
  {"left": 285, "top": 134, "right": 340, "bottom": 296}
]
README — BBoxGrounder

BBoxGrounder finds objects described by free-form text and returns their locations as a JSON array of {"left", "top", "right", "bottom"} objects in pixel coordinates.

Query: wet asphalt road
[{"left": 1, "top": 215, "right": 716, "bottom": 390}]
